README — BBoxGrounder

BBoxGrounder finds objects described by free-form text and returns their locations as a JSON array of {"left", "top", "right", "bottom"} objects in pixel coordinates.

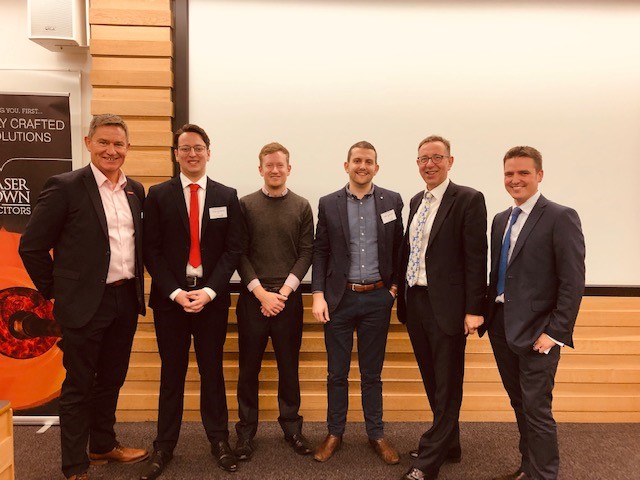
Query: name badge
[
  {"left": 209, "top": 206, "right": 228, "bottom": 219},
  {"left": 381, "top": 209, "right": 396, "bottom": 224}
]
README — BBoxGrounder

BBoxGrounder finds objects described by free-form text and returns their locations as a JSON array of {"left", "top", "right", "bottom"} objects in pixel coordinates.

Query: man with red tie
[{"left": 140, "top": 124, "right": 245, "bottom": 479}]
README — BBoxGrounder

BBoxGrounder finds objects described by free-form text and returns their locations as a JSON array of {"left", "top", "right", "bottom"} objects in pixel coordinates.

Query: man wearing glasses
[
  {"left": 397, "top": 135, "right": 487, "bottom": 480},
  {"left": 140, "top": 124, "right": 245, "bottom": 479}
]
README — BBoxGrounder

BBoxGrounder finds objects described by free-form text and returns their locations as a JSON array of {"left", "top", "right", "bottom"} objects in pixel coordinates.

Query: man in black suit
[
  {"left": 19, "top": 114, "right": 148, "bottom": 480},
  {"left": 397, "top": 135, "right": 487, "bottom": 480},
  {"left": 312, "top": 141, "right": 404, "bottom": 465},
  {"left": 140, "top": 124, "right": 245, "bottom": 479},
  {"left": 484, "top": 146, "right": 585, "bottom": 480},
  {"left": 234, "top": 142, "right": 314, "bottom": 460}
]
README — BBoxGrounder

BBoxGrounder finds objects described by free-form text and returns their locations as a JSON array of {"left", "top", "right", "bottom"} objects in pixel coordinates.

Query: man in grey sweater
[{"left": 234, "top": 142, "right": 314, "bottom": 460}]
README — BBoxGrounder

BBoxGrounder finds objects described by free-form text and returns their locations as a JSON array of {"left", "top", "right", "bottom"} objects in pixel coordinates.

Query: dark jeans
[
  {"left": 324, "top": 288, "right": 394, "bottom": 439},
  {"left": 59, "top": 281, "right": 138, "bottom": 478},
  {"left": 235, "top": 290, "right": 304, "bottom": 440},
  {"left": 153, "top": 302, "right": 230, "bottom": 453},
  {"left": 406, "top": 286, "right": 466, "bottom": 478},
  {"left": 489, "top": 304, "right": 561, "bottom": 480}
]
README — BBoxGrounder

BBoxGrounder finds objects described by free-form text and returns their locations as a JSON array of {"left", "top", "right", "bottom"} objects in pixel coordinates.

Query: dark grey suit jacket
[
  {"left": 482, "top": 195, "right": 585, "bottom": 354},
  {"left": 19, "top": 164, "right": 146, "bottom": 328},
  {"left": 397, "top": 181, "right": 487, "bottom": 335},
  {"left": 143, "top": 175, "right": 245, "bottom": 311},
  {"left": 311, "top": 185, "right": 404, "bottom": 313}
]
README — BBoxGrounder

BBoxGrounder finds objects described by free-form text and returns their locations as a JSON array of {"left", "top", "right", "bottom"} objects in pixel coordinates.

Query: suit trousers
[
  {"left": 489, "top": 304, "right": 560, "bottom": 480},
  {"left": 235, "top": 290, "right": 304, "bottom": 440},
  {"left": 406, "top": 286, "right": 465, "bottom": 479},
  {"left": 153, "top": 301, "right": 230, "bottom": 452},
  {"left": 59, "top": 280, "right": 138, "bottom": 478},
  {"left": 324, "top": 288, "right": 394, "bottom": 439}
]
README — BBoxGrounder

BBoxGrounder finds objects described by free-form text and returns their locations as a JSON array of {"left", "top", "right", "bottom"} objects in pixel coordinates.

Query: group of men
[{"left": 18, "top": 113, "right": 585, "bottom": 480}]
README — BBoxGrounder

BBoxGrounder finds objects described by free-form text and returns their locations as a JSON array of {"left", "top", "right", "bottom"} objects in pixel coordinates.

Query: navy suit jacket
[
  {"left": 482, "top": 195, "right": 585, "bottom": 354},
  {"left": 143, "top": 175, "right": 245, "bottom": 311},
  {"left": 311, "top": 185, "right": 404, "bottom": 313},
  {"left": 19, "top": 164, "right": 146, "bottom": 328},
  {"left": 397, "top": 181, "right": 487, "bottom": 335}
]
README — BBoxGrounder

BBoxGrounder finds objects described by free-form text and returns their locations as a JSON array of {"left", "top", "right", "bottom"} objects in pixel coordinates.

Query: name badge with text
[
  {"left": 381, "top": 209, "right": 397, "bottom": 224},
  {"left": 209, "top": 206, "right": 228, "bottom": 219}
]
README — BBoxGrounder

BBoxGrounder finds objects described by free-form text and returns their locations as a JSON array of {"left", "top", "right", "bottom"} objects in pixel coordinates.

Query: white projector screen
[{"left": 188, "top": 0, "right": 640, "bottom": 286}]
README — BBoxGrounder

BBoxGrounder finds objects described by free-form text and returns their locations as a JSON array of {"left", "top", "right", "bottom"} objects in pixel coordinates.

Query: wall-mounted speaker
[{"left": 28, "top": 0, "right": 88, "bottom": 51}]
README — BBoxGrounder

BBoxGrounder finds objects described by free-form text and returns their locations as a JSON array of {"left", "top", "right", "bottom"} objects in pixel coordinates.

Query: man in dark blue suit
[
  {"left": 484, "top": 146, "right": 585, "bottom": 480},
  {"left": 311, "top": 141, "right": 404, "bottom": 466},
  {"left": 140, "top": 124, "right": 245, "bottom": 479},
  {"left": 397, "top": 135, "right": 487, "bottom": 480},
  {"left": 20, "top": 114, "right": 148, "bottom": 480}
]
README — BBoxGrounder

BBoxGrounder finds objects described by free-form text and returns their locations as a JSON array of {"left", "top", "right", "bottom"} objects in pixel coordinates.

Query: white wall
[
  {"left": 1, "top": 0, "right": 91, "bottom": 167},
  {"left": 190, "top": 0, "right": 640, "bottom": 286}
]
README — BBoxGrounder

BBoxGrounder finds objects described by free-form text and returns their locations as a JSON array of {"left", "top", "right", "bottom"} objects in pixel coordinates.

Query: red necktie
[{"left": 188, "top": 183, "right": 201, "bottom": 268}]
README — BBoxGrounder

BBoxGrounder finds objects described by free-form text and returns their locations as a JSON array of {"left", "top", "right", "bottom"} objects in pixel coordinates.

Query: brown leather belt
[
  {"left": 106, "top": 278, "right": 133, "bottom": 288},
  {"left": 346, "top": 280, "right": 385, "bottom": 292}
]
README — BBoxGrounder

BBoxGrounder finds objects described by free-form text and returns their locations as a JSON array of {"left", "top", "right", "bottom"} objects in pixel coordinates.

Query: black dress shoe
[
  {"left": 234, "top": 438, "right": 254, "bottom": 461},
  {"left": 400, "top": 467, "right": 426, "bottom": 480},
  {"left": 285, "top": 433, "right": 313, "bottom": 455},
  {"left": 211, "top": 440, "right": 238, "bottom": 472},
  {"left": 139, "top": 450, "right": 173, "bottom": 480},
  {"left": 409, "top": 447, "right": 462, "bottom": 463}
]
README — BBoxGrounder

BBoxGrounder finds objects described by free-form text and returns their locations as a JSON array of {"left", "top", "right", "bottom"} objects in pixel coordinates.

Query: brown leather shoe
[
  {"left": 89, "top": 443, "right": 149, "bottom": 465},
  {"left": 369, "top": 437, "right": 400, "bottom": 465},
  {"left": 313, "top": 434, "right": 342, "bottom": 462}
]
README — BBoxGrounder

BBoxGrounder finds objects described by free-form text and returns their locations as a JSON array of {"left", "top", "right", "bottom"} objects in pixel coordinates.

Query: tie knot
[
  {"left": 189, "top": 183, "right": 199, "bottom": 193},
  {"left": 512, "top": 206, "right": 522, "bottom": 218},
  {"left": 425, "top": 192, "right": 433, "bottom": 202}
]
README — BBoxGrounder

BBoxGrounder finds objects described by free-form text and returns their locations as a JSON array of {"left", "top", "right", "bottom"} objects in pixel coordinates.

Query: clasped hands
[{"left": 175, "top": 289, "right": 210, "bottom": 313}]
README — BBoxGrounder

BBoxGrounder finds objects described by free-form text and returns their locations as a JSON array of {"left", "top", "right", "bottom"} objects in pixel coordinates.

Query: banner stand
[{"left": 13, "top": 415, "right": 59, "bottom": 433}]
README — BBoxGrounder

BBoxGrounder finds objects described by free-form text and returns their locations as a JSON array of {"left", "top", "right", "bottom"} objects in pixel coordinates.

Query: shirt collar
[
  {"left": 90, "top": 162, "right": 127, "bottom": 190},
  {"left": 425, "top": 177, "right": 450, "bottom": 202},
  {"left": 180, "top": 172, "right": 207, "bottom": 190},
  {"left": 261, "top": 186, "right": 288, "bottom": 197},
  {"left": 345, "top": 183, "right": 375, "bottom": 200},
  {"left": 513, "top": 190, "right": 541, "bottom": 215}
]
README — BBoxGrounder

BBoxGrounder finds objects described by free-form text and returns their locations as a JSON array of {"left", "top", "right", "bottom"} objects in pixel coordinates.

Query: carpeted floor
[{"left": 13, "top": 421, "right": 640, "bottom": 479}]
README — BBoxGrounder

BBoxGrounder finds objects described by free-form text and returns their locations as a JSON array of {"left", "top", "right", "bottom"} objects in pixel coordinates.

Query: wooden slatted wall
[{"left": 88, "top": 2, "right": 640, "bottom": 424}]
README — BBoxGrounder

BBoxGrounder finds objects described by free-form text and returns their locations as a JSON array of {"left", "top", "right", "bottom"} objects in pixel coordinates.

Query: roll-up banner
[{"left": 0, "top": 92, "right": 72, "bottom": 417}]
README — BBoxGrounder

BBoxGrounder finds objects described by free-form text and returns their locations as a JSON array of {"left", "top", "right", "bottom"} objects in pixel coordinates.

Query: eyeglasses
[
  {"left": 177, "top": 145, "right": 207, "bottom": 154},
  {"left": 417, "top": 154, "right": 449, "bottom": 165}
]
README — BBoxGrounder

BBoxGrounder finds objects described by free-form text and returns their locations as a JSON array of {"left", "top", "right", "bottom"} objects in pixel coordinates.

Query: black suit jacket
[
  {"left": 483, "top": 195, "right": 585, "bottom": 354},
  {"left": 311, "top": 185, "right": 404, "bottom": 313},
  {"left": 143, "top": 176, "right": 244, "bottom": 311},
  {"left": 19, "top": 164, "right": 146, "bottom": 328},
  {"left": 397, "top": 181, "right": 487, "bottom": 335}
]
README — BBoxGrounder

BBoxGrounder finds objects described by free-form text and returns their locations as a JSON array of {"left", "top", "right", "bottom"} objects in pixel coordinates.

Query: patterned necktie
[
  {"left": 188, "top": 183, "right": 201, "bottom": 268},
  {"left": 406, "top": 192, "right": 432, "bottom": 287},
  {"left": 497, "top": 206, "right": 522, "bottom": 295}
]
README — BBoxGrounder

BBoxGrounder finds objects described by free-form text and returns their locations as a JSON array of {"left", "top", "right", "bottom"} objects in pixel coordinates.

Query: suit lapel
[
  {"left": 509, "top": 195, "right": 548, "bottom": 265},
  {"left": 82, "top": 166, "right": 108, "bottom": 238},
  {"left": 373, "top": 188, "right": 387, "bottom": 261},
  {"left": 336, "top": 190, "right": 350, "bottom": 251},
  {"left": 124, "top": 181, "right": 142, "bottom": 234},
  {"left": 170, "top": 176, "right": 190, "bottom": 233},
  {"left": 492, "top": 210, "right": 510, "bottom": 274},
  {"left": 201, "top": 178, "right": 216, "bottom": 237},
  {"left": 427, "top": 182, "right": 456, "bottom": 250}
]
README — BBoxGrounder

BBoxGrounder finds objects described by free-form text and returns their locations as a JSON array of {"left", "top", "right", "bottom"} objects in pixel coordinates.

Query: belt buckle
[{"left": 186, "top": 275, "right": 198, "bottom": 288}]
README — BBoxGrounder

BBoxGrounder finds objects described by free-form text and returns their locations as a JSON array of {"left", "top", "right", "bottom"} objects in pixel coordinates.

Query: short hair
[
  {"left": 173, "top": 123, "right": 210, "bottom": 149},
  {"left": 418, "top": 135, "right": 451, "bottom": 155},
  {"left": 259, "top": 142, "right": 290, "bottom": 164},
  {"left": 87, "top": 113, "right": 129, "bottom": 141},
  {"left": 347, "top": 141, "right": 377, "bottom": 162},
  {"left": 503, "top": 146, "right": 543, "bottom": 171}
]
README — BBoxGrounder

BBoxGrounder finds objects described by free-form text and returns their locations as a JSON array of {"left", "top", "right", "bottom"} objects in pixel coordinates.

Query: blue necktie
[
  {"left": 497, "top": 207, "right": 522, "bottom": 295},
  {"left": 406, "top": 192, "right": 432, "bottom": 287}
]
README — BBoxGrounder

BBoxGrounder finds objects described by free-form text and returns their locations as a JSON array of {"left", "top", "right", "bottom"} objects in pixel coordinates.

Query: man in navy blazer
[
  {"left": 397, "top": 135, "right": 487, "bottom": 480},
  {"left": 19, "top": 114, "right": 148, "bottom": 480},
  {"left": 483, "top": 146, "right": 585, "bottom": 480},
  {"left": 312, "top": 141, "right": 404, "bottom": 465},
  {"left": 140, "top": 124, "right": 245, "bottom": 479}
]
